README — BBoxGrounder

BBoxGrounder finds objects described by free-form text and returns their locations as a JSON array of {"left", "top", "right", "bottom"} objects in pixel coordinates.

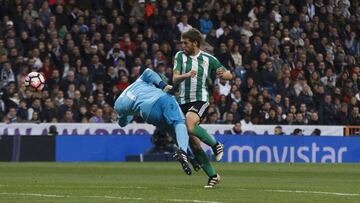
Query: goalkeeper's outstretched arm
[{"left": 140, "top": 68, "right": 172, "bottom": 92}]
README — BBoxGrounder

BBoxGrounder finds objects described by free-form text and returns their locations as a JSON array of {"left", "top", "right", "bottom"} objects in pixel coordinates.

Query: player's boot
[
  {"left": 189, "top": 157, "right": 201, "bottom": 172},
  {"left": 204, "top": 174, "right": 221, "bottom": 188},
  {"left": 173, "top": 150, "right": 192, "bottom": 175},
  {"left": 212, "top": 142, "right": 224, "bottom": 161}
]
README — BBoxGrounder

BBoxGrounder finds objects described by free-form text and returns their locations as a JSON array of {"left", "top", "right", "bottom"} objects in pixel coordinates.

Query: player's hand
[
  {"left": 163, "top": 85, "right": 173, "bottom": 93},
  {"left": 187, "top": 70, "right": 197, "bottom": 78},
  {"left": 216, "top": 68, "right": 225, "bottom": 78}
]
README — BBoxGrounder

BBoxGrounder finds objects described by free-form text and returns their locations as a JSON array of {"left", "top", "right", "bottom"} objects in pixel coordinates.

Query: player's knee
[
  {"left": 186, "top": 122, "right": 196, "bottom": 134},
  {"left": 185, "top": 113, "right": 199, "bottom": 134}
]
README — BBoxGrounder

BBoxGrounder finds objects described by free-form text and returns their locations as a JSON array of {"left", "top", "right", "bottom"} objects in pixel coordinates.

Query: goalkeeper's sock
[
  {"left": 193, "top": 125, "right": 217, "bottom": 147},
  {"left": 192, "top": 148, "right": 217, "bottom": 177},
  {"left": 174, "top": 123, "right": 189, "bottom": 152}
]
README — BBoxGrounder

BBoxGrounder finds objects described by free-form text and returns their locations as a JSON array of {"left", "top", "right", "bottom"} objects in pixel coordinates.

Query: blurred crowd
[{"left": 0, "top": 0, "right": 359, "bottom": 126}]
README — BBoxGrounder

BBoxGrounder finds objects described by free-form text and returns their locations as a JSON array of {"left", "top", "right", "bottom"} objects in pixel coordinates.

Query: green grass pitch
[{"left": 0, "top": 162, "right": 360, "bottom": 202}]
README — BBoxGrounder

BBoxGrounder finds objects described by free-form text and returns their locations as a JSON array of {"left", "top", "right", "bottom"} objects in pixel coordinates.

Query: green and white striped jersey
[{"left": 173, "top": 50, "right": 225, "bottom": 105}]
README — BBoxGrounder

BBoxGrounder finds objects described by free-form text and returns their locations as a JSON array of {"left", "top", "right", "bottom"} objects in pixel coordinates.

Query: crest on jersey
[{"left": 202, "top": 60, "right": 208, "bottom": 67}]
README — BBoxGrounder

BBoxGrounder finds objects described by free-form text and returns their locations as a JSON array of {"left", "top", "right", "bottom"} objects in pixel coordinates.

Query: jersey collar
[{"left": 190, "top": 50, "right": 201, "bottom": 59}]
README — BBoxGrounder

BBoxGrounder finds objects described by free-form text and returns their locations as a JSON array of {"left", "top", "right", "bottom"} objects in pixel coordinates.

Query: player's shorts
[
  {"left": 180, "top": 101, "right": 209, "bottom": 120},
  {"left": 147, "top": 94, "right": 185, "bottom": 130}
]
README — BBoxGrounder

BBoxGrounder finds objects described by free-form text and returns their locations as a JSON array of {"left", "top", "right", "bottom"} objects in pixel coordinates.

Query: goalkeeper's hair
[{"left": 182, "top": 28, "right": 203, "bottom": 48}]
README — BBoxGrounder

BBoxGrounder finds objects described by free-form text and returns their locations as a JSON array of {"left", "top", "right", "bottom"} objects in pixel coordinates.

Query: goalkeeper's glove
[{"left": 163, "top": 85, "right": 173, "bottom": 93}]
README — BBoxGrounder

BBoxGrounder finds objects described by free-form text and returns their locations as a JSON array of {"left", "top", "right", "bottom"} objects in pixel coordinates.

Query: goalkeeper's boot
[
  {"left": 189, "top": 157, "right": 201, "bottom": 172},
  {"left": 204, "top": 174, "right": 221, "bottom": 188},
  {"left": 173, "top": 149, "right": 192, "bottom": 175},
  {"left": 212, "top": 142, "right": 224, "bottom": 161}
]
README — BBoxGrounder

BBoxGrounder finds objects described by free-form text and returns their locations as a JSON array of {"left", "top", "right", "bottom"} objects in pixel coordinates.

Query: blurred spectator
[
  {"left": 319, "top": 94, "right": 336, "bottom": 125},
  {"left": 223, "top": 111, "right": 235, "bottom": 124},
  {"left": 311, "top": 128, "right": 321, "bottom": 136},
  {"left": 89, "top": 108, "right": 104, "bottom": 123},
  {"left": 274, "top": 126, "right": 285, "bottom": 135},
  {"left": 177, "top": 14, "right": 192, "bottom": 34},
  {"left": 30, "top": 111, "right": 41, "bottom": 123},
  {"left": 40, "top": 97, "right": 57, "bottom": 122},
  {"left": 292, "top": 128, "right": 303, "bottom": 136},
  {"left": 207, "top": 112, "right": 219, "bottom": 124},
  {"left": 61, "top": 109, "right": 74, "bottom": 123},
  {"left": 348, "top": 106, "right": 360, "bottom": 125},
  {"left": 17, "top": 99, "right": 28, "bottom": 122},
  {"left": 27, "top": 98, "right": 41, "bottom": 121},
  {"left": 224, "top": 122, "right": 242, "bottom": 135},
  {"left": 48, "top": 125, "right": 58, "bottom": 136},
  {"left": 3, "top": 107, "right": 17, "bottom": 123},
  {"left": 0, "top": 61, "right": 15, "bottom": 89},
  {"left": 199, "top": 12, "right": 213, "bottom": 35}
]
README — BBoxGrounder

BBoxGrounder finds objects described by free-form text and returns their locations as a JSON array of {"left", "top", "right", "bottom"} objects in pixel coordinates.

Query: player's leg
[
  {"left": 186, "top": 112, "right": 217, "bottom": 146},
  {"left": 189, "top": 135, "right": 220, "bottom": 188},
  {"left": 187, "top": 147, "right": 201, "bottom": 171},
  {"left": 160, "top": 96, "right": 189, "bottom": 153},
  {"left": 184, "top": 102, "right": 224, "bottom": 161},
  {"left": 150, "top": 95, "right": 191, "bottom": 175}
]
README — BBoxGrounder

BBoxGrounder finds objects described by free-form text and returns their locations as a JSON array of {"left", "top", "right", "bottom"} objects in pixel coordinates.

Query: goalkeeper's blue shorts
[{"left": 146, "top": 94, "right": 185, "bottom": 131}]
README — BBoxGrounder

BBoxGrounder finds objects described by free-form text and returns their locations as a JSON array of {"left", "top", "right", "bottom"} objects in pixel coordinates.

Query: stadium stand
[{"left": 0, "top": 0, "right": 359, "bottom": 125}]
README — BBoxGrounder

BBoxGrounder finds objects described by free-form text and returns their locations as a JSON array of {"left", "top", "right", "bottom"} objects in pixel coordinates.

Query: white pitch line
[
  {"left": 237, "top": 188, "right": 360, "bottom": 197},
  {"left": 0, "top": 192, "right": 66, "bottom": 198},
  {"left": 88, "top": 186, "right": 147, "bottom": 189},
  {"left": 118, "top": 186, "right": 148, "bottom": 189},
  {"left": 1, "top": 184, "right": 147, "bottom": 190},
  {"left": 166, "top": 199, "right": 221, "bottom": 203},
  {"left": 0, "top": 192, "right": 143, "bottom": 200},
  {"left": 0, "top": 192, "right": 220, "bottom": 203},
  {"left": 82, "top": 195, "right": 143, "bottom": 200},
  {"left": 261, "top": 189, "right": 360, "bottom": 197}
]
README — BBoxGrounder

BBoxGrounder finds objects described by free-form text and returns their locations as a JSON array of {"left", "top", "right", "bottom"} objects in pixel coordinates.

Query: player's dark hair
[{"left": 182, "top": 28, "right": 203, "bottom": 47}]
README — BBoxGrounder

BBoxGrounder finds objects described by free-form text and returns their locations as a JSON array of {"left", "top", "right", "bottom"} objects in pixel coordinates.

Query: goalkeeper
[{"left": 114, "top": 68, "right": 192, "bottom": 175}]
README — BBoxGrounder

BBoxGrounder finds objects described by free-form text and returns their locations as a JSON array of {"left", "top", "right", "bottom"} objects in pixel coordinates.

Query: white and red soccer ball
[{"left": 24, "top": 72, "right": 45, "bottom": 90}]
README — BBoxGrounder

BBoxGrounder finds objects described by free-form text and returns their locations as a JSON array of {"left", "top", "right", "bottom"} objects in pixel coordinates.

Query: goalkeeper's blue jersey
[{"left": 114, "top": 69, "right": 167, "bottom": 122}]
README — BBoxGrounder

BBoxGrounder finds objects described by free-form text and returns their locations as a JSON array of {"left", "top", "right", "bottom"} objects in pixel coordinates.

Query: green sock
[
  {"left": 193, "top": 125, "right": 217, "bottom": 147},
  {"left": 193, "top": 148, "right": 217, "bottom": 177}
]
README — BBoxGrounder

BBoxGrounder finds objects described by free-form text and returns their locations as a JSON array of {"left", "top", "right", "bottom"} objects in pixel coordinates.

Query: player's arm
[
  {"left": 172, "top": 70, "right": 197, "bottom": 85},
  {"left": 114, "top": 93, "right": 135, "bottom": 127},
  {"left": 172, "top": 51, "right": 197, "bottom": 85},
  {"left": 216, "top": 68, "right": 233, "bottom": 80},
  {"left": 140, "top": 68, "right": 163, "bottom": 85},
  {"left": 209, "top": 55, "right": 233, "bottom": 80},
  {"left": 118, "top": 114, "right": 134, "bottom": 127},
  {"left": 140, "top": 68, "right": 173, "bottom": 92}
]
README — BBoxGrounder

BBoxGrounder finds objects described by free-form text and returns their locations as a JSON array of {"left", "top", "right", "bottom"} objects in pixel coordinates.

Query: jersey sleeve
[
  {"left": 209, "top": 55, "right": 226, "bottom": 71},
  {"left": 140, "top": 68, "right": 164, "bottom": 86},
  {"left": 173, "top": 51, "right": 183, "bottom": 72}
]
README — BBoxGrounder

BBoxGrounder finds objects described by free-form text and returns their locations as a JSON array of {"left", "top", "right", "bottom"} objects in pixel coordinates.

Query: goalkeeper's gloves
[{"left": 163, "top": 85, "right": 173, "bottom": 93}]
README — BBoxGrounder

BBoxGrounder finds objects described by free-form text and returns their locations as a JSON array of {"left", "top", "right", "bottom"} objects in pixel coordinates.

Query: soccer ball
[{"left": 24, "top": 72, "right": 45, "bottom": 90}]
